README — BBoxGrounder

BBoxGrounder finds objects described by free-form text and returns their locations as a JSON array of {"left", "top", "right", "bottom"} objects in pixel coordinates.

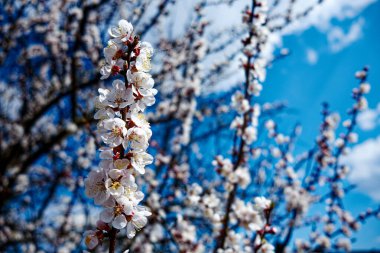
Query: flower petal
[
  {"left": 112, "top": 214, "right": 127, "bottom": 229},
  {"left": 100, "top": 208, "right": 114, "bottom": 223}
]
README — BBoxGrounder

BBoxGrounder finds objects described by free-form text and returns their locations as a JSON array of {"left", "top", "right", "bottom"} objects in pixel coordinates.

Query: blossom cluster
[
  {"left": 83, "top": 19, "right": 155, "bottom": 250},
  {"left": 211, "top": 1, "right": 280, "bottom": 252},
  {"left": 186, "top": 181, "right": 276, "bottom": 253},
  {"left": 223, "top": 197, "right": 276, "bottom": 253}
]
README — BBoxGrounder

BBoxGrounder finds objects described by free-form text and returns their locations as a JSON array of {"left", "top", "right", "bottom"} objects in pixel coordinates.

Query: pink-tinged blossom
[
  {"left": 83, "top": 230, "right": 100, "bottom": 250},
  {"left": 99, "top": 118, "right": 127, "bottom": 147},
  {"left": 84, "top": 169, "right": 110, "bottom": 205}
]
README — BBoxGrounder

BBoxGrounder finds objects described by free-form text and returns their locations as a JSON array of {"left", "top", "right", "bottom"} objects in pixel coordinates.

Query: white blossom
[
  {"left": 109, "top": 19, "right": 134, "bottom": 42},
  {"left": 130, "top": 150, "right": 153, "bottom": 174},
  {"left": 99, "top": 118, "right": 127, "bottom": 147},
  {"left": 123, "top": 127, "right": 149, "bottom": 150},
  {"left": 105, "top": 80, "right": 134, "bottom": 109},
  {"left": 254, "top": 196, "right": 271, "bottom": 211},
  {"left": 125, "top": 206, "right": 152, "bottom": 239},
  {"left": 258, "top": 243, "right": 275, "bottom": 253},
  {"left": 134, "top": 42, "right": 153, "bottom": 73},
  {"left": 83, "top": 230, "right": 99, "bottom": 250},
  {"left": 231, "top": 91, "right": 250, "bottom": 114},
  {"left": 84, "top": 169, "right": 110, "bottom": 205}
]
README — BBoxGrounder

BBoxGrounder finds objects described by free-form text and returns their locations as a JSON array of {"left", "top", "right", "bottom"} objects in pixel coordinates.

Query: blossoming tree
[{"left": 0, "top": 0, "right": 379, "bottom": 252}]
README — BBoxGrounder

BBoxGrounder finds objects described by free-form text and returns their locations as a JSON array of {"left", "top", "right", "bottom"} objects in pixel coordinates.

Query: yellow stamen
[{"left": 111, "top": 181, "right": 121, "bottom": 190}]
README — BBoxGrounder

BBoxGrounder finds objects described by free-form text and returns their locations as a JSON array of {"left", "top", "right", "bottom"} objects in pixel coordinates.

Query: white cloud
[
  {"left": 328, "top": 18, "right": 364, "bottom": 52},
  {"left": 282, "top": 0, "right": 375, "bottom": 34},
  {"left": 279, "top": 0, "right": 374, "bottom": 52},
  {"left": 306, "top": 48, "right": 318, "bottom": 64},
  {"left": 343, "top": 136, "right": 380, "bottom": 200},
  {"left": 357, "top": 103, "right": 380, "bottom": 131}
]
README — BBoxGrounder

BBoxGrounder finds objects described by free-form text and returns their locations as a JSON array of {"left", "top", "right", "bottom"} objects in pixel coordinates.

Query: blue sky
[{"left": 261, "top": 1, "right": 380, "bottom": 249}]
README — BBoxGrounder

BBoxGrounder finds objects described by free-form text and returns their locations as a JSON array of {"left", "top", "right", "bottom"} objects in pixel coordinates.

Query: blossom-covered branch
[{"left": 83, "top": 19, "right": 155, "bottom": 252}]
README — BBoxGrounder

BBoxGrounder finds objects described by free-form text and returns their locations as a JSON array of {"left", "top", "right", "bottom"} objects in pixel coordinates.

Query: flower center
[
  {"left": 111, "top": 181, "right": 121, "bottom": 190},
  {"left": 114, "top": 97, "right": 124, "bottom": 105},
  {"left": 129, "top": 132, "right": 139, "bottom": 142},
  {"left": 85, "top": 235, "right": 93, "bottom": 245},
  {"left": 112, "top": 127, "right": 122, "bottom": 137},
  {"left": 114, "top": 205, "right": 123, "bottom": 216},
  {"left": 142, "top": 57, "right": 151, "bottom": 71}
]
